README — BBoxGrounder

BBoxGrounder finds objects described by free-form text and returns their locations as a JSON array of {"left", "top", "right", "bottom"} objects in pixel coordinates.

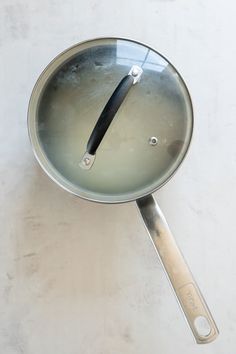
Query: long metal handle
[
  {"left": 136, "top": 195, "right": 219, "bottom": 344},
  {"left": 80, "top": 65, "right": 143, "bottom": 170}
]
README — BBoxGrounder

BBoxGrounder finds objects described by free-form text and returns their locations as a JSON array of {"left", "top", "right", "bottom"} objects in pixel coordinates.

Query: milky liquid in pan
[{"left": 37, "top": 41, "right": 192, "bottom": 198}]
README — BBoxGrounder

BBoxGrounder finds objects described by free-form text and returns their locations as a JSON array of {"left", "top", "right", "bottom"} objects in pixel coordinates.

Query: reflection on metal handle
[
  {"left": 80, "top": 65, "right": 143, "bottom": 170},
  {"left": 136, "top": 195, "right": 219, "bottom": 344}
]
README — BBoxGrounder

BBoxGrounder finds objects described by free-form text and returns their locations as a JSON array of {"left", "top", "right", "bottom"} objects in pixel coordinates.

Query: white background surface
[{"left": 0, "top": 1, "right": 235, "bottom": 353}]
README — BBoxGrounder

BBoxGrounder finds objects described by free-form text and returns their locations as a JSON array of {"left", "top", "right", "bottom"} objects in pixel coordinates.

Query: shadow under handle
[{"left": 136, "top": 195, "right": 219, "bottom": 344}]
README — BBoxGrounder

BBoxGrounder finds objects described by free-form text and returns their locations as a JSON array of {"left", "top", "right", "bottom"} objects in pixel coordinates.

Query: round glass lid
[{"left": 29, "top": 38, "right": 193, "bottom": 203}]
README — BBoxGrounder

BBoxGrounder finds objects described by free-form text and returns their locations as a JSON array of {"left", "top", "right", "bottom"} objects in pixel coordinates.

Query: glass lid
[{"left": 28, "top": 38, "right": 193, "bottom": 203}]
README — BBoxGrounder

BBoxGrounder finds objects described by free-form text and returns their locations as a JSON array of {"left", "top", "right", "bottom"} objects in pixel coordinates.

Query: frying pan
[{"left": 28, "top": 37, "right": 219, "bottom": 343}]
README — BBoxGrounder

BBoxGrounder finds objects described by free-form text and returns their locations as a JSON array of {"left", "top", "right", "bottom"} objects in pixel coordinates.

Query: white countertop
[{"left": 0, "top": 0, "right": 235, "bottom": 353}]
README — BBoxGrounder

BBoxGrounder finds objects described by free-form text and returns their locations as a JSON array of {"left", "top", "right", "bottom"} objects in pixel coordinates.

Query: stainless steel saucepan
[{"left": 28, "top": 37, "right": 219, "bottom": 343}]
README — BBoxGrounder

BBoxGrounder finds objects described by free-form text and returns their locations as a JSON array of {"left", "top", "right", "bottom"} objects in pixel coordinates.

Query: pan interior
[{"left": 32, "top": 38, "right": 193, "bottom": 202}]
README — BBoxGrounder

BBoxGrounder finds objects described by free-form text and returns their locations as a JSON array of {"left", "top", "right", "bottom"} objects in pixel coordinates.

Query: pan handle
[
  {"left": 136, "top": 195, "right": 219, "bottom": 344},
  {"left": 79, "top": 65, "right": 143, "bottom": 170}
]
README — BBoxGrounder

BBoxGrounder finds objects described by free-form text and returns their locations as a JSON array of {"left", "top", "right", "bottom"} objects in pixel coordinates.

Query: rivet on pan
[{"left": 149, "top": 137, "right": 158, "bottom": 146}]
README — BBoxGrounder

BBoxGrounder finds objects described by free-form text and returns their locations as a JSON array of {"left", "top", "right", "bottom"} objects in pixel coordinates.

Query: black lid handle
[{"left": 80, "top": 65, "right": 143, "bottom": 170}]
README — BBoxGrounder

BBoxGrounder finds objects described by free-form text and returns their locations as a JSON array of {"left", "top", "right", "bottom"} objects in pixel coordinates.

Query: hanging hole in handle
[{"left": 194, "top": 316, "right": 212, "bottom": 337}]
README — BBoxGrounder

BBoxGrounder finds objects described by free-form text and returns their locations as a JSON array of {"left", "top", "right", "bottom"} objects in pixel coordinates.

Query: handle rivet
[
  {"left": 149, "top": 137, "right": 158, "bottom": 146},
  {"left": 132, "top": 68, "right": 139, "bottom": 77},
  {"left": 84, "top": 157, "right": 91, "bottom": 165}
]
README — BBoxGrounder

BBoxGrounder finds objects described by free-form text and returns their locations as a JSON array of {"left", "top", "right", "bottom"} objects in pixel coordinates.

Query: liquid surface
[{"left": 37, "top": 39, "right": 193, "bottom": 201}]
